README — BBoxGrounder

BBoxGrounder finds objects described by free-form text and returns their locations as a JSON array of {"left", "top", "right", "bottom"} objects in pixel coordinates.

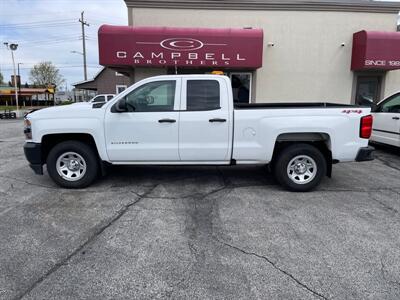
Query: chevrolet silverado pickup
[{"left": 23, "top": 75, "right": 374, "bottom": 192}]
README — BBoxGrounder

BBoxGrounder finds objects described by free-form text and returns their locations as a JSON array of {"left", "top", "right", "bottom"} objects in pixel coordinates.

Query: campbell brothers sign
[
  {"left": 98, "top": 25, "right": 263, "bottom": 69},
  {"left": 351, "top": 30, "right": 400, "bottom": 71}
]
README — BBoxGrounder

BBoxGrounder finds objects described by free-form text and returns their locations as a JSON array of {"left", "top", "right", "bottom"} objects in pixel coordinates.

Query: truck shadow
[
  {"left": 104, "top": 164, "right": 277, "bottom": 189},
  {"left": 370, "top": 142, "right": 400, "bottom": 157}
]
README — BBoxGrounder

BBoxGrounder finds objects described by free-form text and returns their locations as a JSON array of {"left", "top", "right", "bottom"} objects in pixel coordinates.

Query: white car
[
  {"left": 23, "top": 75, "right": 374, "bottom": 192},
  {"left": 89, "top": 94, "right": 115, "bottom": 104},
  {"left": 371, "top": 92, "right": 400, "bottom": 147},
  {"left": 73, "top": 94, "right": 115, "bottom": 106}
]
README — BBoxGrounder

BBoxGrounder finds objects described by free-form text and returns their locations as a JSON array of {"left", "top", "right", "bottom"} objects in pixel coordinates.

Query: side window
[
  {"left": 380, "top": 94, "right": 400, "bottom": 113},
  {"left": 125, "top": 80, "right": 176, "bottom": 112},
  {"left": 92, "top": 95, "right": 105, "bottom": 103},
  {"left": 187, "top": 80, "right": 220, "bottom": 111},
  {"left": 107, "top": 95, "right": 114, "bottom": 101}
]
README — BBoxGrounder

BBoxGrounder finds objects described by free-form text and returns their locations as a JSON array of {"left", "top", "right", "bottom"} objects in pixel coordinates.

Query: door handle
[
  {"left": 209, "top": 118, "right": 227, "bottom": 123},
  {"left": 158, "top": 118, "right": 176, "bottom": 123},
  {"left": 392, "top": 116, "right": 400, "bottom": 120}
]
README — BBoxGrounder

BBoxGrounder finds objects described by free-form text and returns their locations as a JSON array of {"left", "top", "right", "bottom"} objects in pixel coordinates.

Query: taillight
[{"left": 360, "top": 115, "right": 373, "bottom": 139}]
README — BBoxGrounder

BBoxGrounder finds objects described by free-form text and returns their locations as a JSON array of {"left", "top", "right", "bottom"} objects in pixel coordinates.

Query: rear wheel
[
  {"left": 274, "top": 143, "right": 326, "bottom": 192},
  {"left": 46, "top": 141, "right": 99, "bottom": 188}
]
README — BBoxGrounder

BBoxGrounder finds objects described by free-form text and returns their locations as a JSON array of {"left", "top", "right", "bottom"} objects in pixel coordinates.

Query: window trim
[
  {"left": 116, "top": 85, "right": 128, "bottom": 94},
  {"left": 230, "top": 72, "right": 252, "bottom": 104}
]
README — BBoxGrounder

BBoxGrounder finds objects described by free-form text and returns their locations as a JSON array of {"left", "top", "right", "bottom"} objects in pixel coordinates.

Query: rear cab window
[{"left": 186, "top": 80, "right": 220, "bottom": 111}]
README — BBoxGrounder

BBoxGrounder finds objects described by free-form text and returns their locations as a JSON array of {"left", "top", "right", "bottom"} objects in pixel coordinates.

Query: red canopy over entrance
[
  {"left": 98, "top": 25, "right": 263, "bottom": 69},
  {"left": 351, "top": 30, "right": 400, "bottom": 71}
]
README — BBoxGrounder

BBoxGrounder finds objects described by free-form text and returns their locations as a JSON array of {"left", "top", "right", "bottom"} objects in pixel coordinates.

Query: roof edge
[{"left": 124, "top": 1, "right": 400, "bottom": 13}]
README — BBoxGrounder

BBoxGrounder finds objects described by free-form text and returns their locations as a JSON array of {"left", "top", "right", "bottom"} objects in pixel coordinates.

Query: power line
[
  {"left": 1, "top": 22, "right": 78, "bottom": 29},
  {"left": 0, "top": 18, "right": 75, "bottom": 26},
  {"left": 19, "top": 37, "right": 83, "bottom": 45},
  {"left": 0, "top": 65, "right": 102, "bottom": 71}
]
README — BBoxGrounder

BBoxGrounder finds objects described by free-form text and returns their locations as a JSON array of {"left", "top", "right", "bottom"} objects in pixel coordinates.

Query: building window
[
  {"left": 230, "top": 72, "right": 252, "bottom": 104},
  {"left": 355, "top": 75, "right": 383, "bottom": 106},
  {"left": 186, "top": 80, "right": 220, "bottom": 111},
  {"left": 116, "top": 85, "right": 127, "bottom": 94}
]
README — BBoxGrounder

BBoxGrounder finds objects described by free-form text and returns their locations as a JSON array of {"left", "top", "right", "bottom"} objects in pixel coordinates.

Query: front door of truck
[
  {"left": 104, "top": 79, "right": 181, "bottom": 162},
  {"left": 179, "top": 77, "right": 231, "bottom": 162}
]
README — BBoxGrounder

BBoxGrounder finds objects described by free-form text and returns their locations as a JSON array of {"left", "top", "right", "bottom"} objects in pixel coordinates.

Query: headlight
[{"left": 24, "top": 118, "right": 32, "bottom": 139}]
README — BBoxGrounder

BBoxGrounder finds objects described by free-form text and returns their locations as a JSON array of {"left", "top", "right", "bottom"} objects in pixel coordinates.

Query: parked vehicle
[
  {"left": 370, "top": 92, "right": 400, "bottom": 147},
  {"left": 90, "top": 94, "right": 115, "bottom": 103},
  {"left": 74, "top": 94, "right": 115, "bottom": 105},
  {"left": 23, "top": 75, "right": 374, "bottom": 192}
]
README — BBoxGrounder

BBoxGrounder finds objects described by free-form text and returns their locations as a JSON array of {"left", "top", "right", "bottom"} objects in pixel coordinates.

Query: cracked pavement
[{"left": 1, "top": 119, "right": 400, "bottom": 300}]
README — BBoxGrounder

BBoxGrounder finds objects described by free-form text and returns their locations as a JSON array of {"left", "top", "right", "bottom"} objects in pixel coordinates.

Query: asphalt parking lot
[{"left": 1, "top": 119, "right": 400, "bottom": 300}]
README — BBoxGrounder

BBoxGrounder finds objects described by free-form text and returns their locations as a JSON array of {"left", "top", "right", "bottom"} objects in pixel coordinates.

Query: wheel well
[
  {"left": 41, "top": 133, "right": 99, "bottom": 163},
  {"left": 272, "top": 133, "right": 333, "bottom": 177}
]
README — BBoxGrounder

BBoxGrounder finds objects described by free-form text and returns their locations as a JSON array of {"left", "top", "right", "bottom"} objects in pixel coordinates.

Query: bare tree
[
  {"left": 29, "top": 61, "right": 64, "bottom": 87},
  {"left": 0, "top": 71, "right": 4, "bottom": 85}
]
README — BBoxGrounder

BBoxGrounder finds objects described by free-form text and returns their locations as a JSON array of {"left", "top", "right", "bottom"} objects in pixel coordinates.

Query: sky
[
  {"left": 0, "top": 0, "right": 127, "bottom": 90},
  {"left": 0, "top": 0, "right": 399, "bottom": 90}
]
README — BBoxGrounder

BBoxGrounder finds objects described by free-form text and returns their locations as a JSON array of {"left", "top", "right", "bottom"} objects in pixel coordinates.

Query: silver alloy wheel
[
  {"left": 56, "top": 152, "right": 87, "bottom": 182},
  {"left": 287, "top": 155, "right": 317, "bottom": 185}
]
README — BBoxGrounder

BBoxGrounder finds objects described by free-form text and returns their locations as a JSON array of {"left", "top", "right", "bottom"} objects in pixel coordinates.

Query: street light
[{"left": 4, "top": 42, "right": 19, "bottom": 116}]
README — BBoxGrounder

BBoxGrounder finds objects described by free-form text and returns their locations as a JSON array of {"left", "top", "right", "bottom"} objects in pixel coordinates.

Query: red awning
[
  {"left": 351, "top": 30, "right": 400, "bottom": 71},
  {"left": 98, "top": 25, "right": 263, "bottom": 69}
]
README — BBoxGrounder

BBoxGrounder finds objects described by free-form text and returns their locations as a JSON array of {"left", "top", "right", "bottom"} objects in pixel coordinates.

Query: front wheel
[
  {"left": 46, "top": 141, "right": 99, "bottom": 188},
  {"left": 273, "top": 143, "right": 327, "bottom": 192}
]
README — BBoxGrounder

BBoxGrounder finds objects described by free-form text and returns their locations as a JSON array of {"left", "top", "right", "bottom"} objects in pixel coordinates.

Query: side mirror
[
  {"left": 115, "top": 98, "right": 127, "bottom": 112},
  {"left": 371, "top": 103, "right": 378, "bottom": 112}
]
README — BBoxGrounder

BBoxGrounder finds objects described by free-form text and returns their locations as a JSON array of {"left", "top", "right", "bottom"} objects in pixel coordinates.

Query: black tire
[
  {"left": 273, "top": 143, "right": 327, "bottom": 192},
  {"left": 46, "top": 141, "right": 99, "bottom": 188}
]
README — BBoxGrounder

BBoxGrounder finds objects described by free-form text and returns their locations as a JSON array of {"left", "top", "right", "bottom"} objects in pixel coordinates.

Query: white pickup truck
[{"left": 23, "top": 75, "right": 374, "bottom": 192}]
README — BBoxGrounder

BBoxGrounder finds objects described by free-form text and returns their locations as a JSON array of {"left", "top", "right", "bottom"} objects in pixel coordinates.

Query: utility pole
[
  {"left": 17, "top": 63, "right": 23, "bottom": 95},
  {"left": 79, "top": 11, "right": 89, "bottom": 101},
  {"left": 79, "top": 11, "right": 89, "bottom": 81}
]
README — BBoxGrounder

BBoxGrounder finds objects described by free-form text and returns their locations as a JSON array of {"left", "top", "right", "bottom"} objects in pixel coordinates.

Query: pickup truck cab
[{"left": 23, "top": 75, "right": 374, "bottom": 192}]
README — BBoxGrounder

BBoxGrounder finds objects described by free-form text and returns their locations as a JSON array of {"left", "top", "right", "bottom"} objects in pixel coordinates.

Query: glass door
[
  {"left": 230, "top": 72, "right": 252, "bottom": 104},
  {"left": 355, "top": 76, "right": 382, "bottom": 106}
]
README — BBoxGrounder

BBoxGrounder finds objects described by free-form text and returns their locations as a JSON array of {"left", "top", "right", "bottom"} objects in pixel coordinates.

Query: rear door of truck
[{"left": 178, "top": 76, "right": 232, "bottom": 162}]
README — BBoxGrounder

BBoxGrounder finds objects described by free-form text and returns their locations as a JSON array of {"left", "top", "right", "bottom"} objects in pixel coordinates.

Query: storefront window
[
  {"left": 355, "top": 76, "right": 382, "bottom": 106},
  {"left": 230, "top": 73, "right": 252, "bottom": 103}
]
